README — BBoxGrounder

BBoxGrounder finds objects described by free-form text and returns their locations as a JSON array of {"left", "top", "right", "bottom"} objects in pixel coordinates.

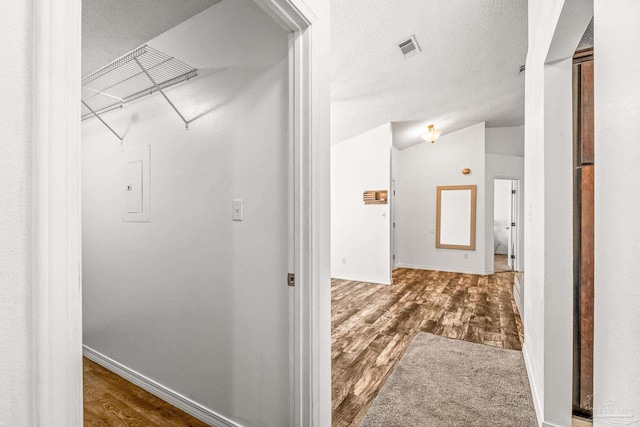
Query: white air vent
[{"left": 398, "top": 35, "right": 421, "bottom": 58}]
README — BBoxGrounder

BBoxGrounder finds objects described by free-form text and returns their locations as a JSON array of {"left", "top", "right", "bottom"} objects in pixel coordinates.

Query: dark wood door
[{"left": 573, "top": 49, "right": 594, "bottom": 416}]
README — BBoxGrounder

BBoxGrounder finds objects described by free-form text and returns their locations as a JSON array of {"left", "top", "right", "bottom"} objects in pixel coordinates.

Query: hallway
[{"left": 331, "top": 268, "right": 524, "bottom": 426}]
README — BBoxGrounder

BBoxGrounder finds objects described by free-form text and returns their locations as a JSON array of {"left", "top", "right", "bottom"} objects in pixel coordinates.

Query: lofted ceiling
[
  {"left": 82, "top": 0, "right": 221, "bottom": 76},
  {"left": 331, "top": 0, "right": 528, "bottom": 149}
]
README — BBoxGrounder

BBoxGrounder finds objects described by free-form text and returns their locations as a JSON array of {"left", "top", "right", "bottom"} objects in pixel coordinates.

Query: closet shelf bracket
[
  {"left": 133, "top": 57, "right": 190, "bottom": 130},
  {"left": 81, "top": 100, "right": 124, "bottom": 142}
]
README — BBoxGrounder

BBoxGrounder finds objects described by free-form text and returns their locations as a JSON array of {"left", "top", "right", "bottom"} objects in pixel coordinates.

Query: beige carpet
[{"left": 359, "top": 333, "right": 537, "bottom": 427}]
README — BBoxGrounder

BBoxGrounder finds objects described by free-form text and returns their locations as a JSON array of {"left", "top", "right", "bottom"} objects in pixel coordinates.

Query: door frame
[
  {"left": 32, "top": 0, "right": 329, "bottom": 425},
  {"left": 492, "top": 176, "right": 522, "bottom": 272},
  {"left": 390, "top": 178, "right": 397, "bottom": 270}
]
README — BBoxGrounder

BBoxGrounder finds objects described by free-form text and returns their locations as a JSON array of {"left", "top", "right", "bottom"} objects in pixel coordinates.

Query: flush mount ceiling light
[{"left": 422, "top": 124, "right": 442, "bottom": 143}]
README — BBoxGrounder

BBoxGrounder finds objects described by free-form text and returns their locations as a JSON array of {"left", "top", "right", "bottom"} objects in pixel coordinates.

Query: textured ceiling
[
  {"left": 331, "top": 0, "right": 528, "bottom": 149},
  {"left": 82, "top": 0, "right": 221, "bottom": 76}
]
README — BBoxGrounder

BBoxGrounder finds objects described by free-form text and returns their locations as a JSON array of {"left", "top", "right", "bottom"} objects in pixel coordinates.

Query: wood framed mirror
[{"left": 436, "top": 185, "right": 477, "bottom": 250}]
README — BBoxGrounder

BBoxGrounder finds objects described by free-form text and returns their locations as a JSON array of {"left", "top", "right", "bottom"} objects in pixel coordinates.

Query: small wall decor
[
  {"left": 462, "top": 168, "right": 471, "bottom": 174},
  {"left": 363, "top": 190, "right": 388, "bottom": 205}
]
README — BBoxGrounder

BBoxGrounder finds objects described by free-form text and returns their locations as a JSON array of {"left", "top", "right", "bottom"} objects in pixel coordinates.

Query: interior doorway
[
  {"left": 32, "top": 0, "right": 326, "bottom": 425},
  {"left": 391, "top": 178, "right": 397, "bottom": 270},
  {"left": 493, "top": 178, "right": 519, "bottom": 273}
]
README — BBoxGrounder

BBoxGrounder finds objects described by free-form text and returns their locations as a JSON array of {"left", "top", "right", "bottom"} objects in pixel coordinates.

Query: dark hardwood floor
[
  {"left": 83, "top": 358, "right": 208, "bottom": 426},
  {"left": 331, "top": 268, "right": 524, "bottom": 427}
]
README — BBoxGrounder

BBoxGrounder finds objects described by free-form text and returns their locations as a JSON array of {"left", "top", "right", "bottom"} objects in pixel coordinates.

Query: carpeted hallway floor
[{"left": 359, "top": 333, "right": 537, "bottom": 427}]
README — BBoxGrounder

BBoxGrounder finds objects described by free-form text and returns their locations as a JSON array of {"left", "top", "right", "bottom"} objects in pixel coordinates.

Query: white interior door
[
  {"left": 508, "top": 180, "right": 517, "bottom": 270},
  {"left": 391, "top": 179, "right": 396, "bottom": 269}
]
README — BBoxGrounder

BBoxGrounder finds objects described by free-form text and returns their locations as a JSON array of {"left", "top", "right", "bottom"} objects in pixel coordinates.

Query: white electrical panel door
[
  {"left": 123, "top": 144, "right": 150, "bottom": 222},
  {"left": 126, "top": 161, "right": 143, "bottom": 213}
]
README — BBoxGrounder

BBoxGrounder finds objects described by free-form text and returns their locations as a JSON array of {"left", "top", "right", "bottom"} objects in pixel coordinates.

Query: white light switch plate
[{"left": 233, "top": 199, "right": 243, "bottom": 221}]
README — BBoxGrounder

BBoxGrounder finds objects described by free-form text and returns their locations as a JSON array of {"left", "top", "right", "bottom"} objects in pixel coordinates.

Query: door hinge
[
  {"left": 511, "top": 255, "right": 516, "bottom": 259},
  {"left": 512, "top": 189, "right": 516, "bottom": 194},
  {"left": 511, "top": 222, "right": 516, "bottom": 227},
  {"left": 393, "top": 222, "right": 396, "bottom": 228},
  {"left": 393, "top": 254, "right": 396, "bottom": 260},
  {"left": 287, "top": 273, "right": 295, "bottom": 287}
]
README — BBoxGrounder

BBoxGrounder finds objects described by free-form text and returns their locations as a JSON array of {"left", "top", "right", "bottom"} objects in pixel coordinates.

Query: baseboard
[
  {"left": 513, "top": 282, "right": 524, "bottom": 321},
  {"left": 83, "top": 345, "right": 241, "bottom": 427},
  {"left": 396, "top": 263, "right": 492, "bottom": 276},
  {"left": 331, "top": 274, "right": 392, "bottom": 285},
  {"left": 522, "top": 342, "right": 543, "bottom": 427}
]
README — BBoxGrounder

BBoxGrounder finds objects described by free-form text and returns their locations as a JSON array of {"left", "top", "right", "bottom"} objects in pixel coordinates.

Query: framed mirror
[{"left": 436, "top": 185, "right": 477, "bottom": 250}]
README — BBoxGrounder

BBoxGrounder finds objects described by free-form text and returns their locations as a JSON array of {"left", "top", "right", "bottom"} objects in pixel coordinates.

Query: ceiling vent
[{"left": 398, "top": 35, "right": 421, "bottom": 58}]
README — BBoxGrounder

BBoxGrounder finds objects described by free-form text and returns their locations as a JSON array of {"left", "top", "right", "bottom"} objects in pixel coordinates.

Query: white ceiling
[
  {"left": 331, "top": 0, "right": 528, "bottom": 149},
  {"left": 82, "top": 0, "right": 221, "bottom": 76}
]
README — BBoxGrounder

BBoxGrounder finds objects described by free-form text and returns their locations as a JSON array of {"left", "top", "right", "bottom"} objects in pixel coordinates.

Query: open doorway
[
  {"left": 74, "top": 0, "right": 325, "bottom": 425},
  {"left": 493, "top": 178, "right": 519, "bottom": 273}
]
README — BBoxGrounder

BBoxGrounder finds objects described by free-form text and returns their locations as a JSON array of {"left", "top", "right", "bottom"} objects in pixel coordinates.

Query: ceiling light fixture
[{"left": 422, "top": 124, "right": 442, "bottom": 143}]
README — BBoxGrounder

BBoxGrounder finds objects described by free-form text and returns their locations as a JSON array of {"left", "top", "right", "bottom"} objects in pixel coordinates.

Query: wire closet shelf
[{"left": 81, "top": 45, "right": 198, "bottom": 140}]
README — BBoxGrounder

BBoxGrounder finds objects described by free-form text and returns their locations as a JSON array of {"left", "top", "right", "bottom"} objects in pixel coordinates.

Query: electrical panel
[{"left": 122, "top": 144, "right": 150, "bottom": 222}]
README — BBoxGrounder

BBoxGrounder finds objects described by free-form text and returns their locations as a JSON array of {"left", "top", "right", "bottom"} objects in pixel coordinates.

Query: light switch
[
  {"left": 126, "top": 161, "right": 143, "bottom": 213},
  {"left": 233, "top": 199, "right": 243, "bottom": 221}
]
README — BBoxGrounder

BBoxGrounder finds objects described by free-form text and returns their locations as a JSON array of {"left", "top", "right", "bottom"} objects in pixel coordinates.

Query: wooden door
[{"left": 572, "top": 48, "right": 594, "bottom": 416}]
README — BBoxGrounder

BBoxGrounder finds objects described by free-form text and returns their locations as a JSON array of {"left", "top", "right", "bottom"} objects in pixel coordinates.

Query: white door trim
[
  {"left": 252, "top": 2, "right": 329, "bottom": 425},
  {"left": 33, "top": 0, "right": 83, "bottom": 425},
  {"left": 33, "top": 0, "right": 329, "bottom": 425}
]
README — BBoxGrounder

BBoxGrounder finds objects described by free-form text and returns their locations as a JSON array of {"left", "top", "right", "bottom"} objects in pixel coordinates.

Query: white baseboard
[
  {"left": 331, "top": 274, "right": 392, "bottom": 285},
  {"left": 396, "top": 263, "right": 492, "bottom": 276},
  {"left": 514, "top": 282, "right": 524, "bottom": 321},
  {"left": 83, "top": 345, "right": 241, "bottom": 427},
  {"left": 522, "top": 342, "right": 543, "bottom": 427}
]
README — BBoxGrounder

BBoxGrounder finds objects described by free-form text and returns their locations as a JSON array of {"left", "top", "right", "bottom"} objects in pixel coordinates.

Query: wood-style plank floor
[
  {"left": 331, "top": 268, "right": 524, "bottom": 427},
  {"left": 83, "top": 358, "right": 208, "bottom": 426},
  {"left": 494, "top": 253, "right": 513, "bottom": 273}
]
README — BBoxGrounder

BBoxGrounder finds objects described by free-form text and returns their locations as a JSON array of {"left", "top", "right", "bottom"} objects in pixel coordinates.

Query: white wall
[
  {"left": 493, "top": 180, "right": 512, "bottom": 254},
  {"left": 395, "top": 122, "right": 488, "bottom": 275},
  {"left": 486, "top": 125, "right": 525, "bottom": 157},
  {"left": 0, "top": 2, "right": 33, "bottom": 425},
  {"left": 593, "top": 0, "right": 640, "bottom": 421},
  {"left": 541, "top": 58, "right": 574, "bottom": 427},
  {"left": 523, "top": 1, "right": 592, "bottom": 426},
  {"left": 331, "top": 123, "right": 392, "bottom": 284},
  {"left": 82, "top": 2, "right": 291, "bottom": 425},
  {"left": 485, "top": 154, "right": 525, "bottom": 273}
]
